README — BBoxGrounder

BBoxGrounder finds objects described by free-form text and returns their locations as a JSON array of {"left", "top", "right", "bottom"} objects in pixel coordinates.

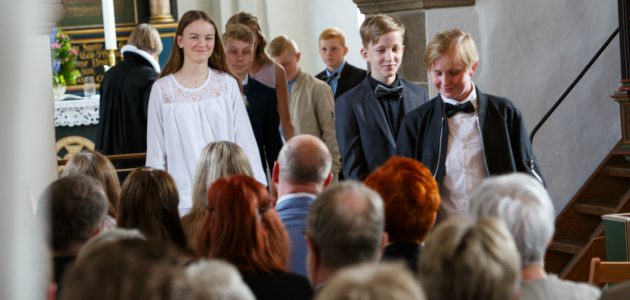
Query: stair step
[
  {"left": 573, "top": 202, "right": 618, "bottom": 216},
  {"left": 549, "top": 238, "right": 589, "bottom": 255},
  {"left": 602, "top": 166, "right": 630, "bottom": 178}
]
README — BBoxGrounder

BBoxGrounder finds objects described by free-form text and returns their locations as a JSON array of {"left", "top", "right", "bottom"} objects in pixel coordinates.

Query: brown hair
[
  {"left": 117, "top": 167, "right": 188, "bottom": 251},
  {"left": 62, "top": 150, "right": 120, "bottom": 217},
  {"left": 159, "top": 10, "right": 243, "bottom": 92},
  {"left": 268, "top": 35, "right": 299, "bottom": 57},
  {"left": 319, "top": 27, "right": 346, "bottom": 47},
  {"left": 360, "top": 14, "right": 405, "bottom": 48},
  {"left": 127, "top": 23, "right": 163, "bottom": 56},
  {"left": 222, "top": 24, "right": 256, "bottom": 46},
  {"left": 181, "top": 141, "right": 253, "bottom": 249},
  {"left": 424, "top": 29, "right": 479, "bottom": 70},
  {"left": 226, "top": 12, "right": 274, "bottom": 65}
]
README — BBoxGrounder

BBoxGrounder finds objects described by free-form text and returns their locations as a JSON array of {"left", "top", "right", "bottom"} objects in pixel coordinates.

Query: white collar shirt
[{"left": 438, "top": 83, "right": 488, "bottom": 223}]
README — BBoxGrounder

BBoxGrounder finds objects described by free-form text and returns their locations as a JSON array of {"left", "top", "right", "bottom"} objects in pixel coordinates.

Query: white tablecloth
[{"left": 54, "top": 96, "right": 99, "bottom": 127}]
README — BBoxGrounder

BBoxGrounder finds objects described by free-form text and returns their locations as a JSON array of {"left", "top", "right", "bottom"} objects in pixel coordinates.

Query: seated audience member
[
  {"left": 60, "top": 239, "right": 183, "bottom": 300},
  {"left": 223, "top": 24, "right": 283, "bottom": 174},
  {"left": 316, "top": 27, "right": 367, "bottom": 100},
  {"left": 600, "top": 281, "right": 630, "bottom": 300},
  {"left": 467, "top": 174, "right": 601, "bottom": 300},
  {"left": 273, "top": 134, "right": 333, "bottom": 276},
  {"left": 96, "top": 24, "right": 163, "bottom": 182},
  {"left": 268, "top": 35, "right": 340, "bottom": 182},
  {"left": 76, "top": 228, "right": 145, "bottom": 264},
  {"left": 196, "top": 175, "right": 312, "bottom": 300},
  {"left": 184, "top": 260, "right": 256, "bottom": 300},
  {"left": 181, "top": 142, "right": 253, "bottom": 249},
  {"left": 44, "top": 175, "right": 108, "bottom": 297},
  {"left": 62, "top": 150, "right": 120, "bottom": 229},
  {"left": 364, "top": 156, "right": 440, "bottom": 274},
  {"left": 419, "top": 217, "right": 521, "bottom": 300},
  {"left": 306, "top": 181, "right": 388, "bottom": 291},
  {"left": 117, "top": 167, "right": 188, "bottom": 255},
  {"left": 315, "top": 262, "right": 425, "bottom": 300}
]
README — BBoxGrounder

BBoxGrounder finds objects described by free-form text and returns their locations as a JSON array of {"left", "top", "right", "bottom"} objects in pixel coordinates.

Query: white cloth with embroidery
[{"left": 146, "top": 68, "right": 267, "bottom": 216}]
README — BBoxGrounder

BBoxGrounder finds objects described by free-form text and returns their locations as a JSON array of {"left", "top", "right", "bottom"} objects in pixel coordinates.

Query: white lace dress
[{"left": 146, "top": 68, "right": 267, "bottom": 216}]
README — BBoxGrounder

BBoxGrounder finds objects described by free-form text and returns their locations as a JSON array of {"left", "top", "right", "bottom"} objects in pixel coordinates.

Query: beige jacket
[{"left": 289, "top": 69, "right": 340, "bottom": 181}]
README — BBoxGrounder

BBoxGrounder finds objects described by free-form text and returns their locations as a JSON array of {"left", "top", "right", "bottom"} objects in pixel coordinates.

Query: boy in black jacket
[{"left": 396, "top": 29, "right": 544, "bottom": 224}]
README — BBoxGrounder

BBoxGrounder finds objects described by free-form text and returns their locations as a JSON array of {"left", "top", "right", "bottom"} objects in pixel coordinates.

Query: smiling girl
[{"left": 146, "top": 10, "right": 267, "bottom": 217}]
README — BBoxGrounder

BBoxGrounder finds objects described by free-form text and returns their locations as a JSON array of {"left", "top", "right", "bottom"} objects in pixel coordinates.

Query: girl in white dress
[{"left": 146, "top": 10, "right": 267, "bottom": 217}]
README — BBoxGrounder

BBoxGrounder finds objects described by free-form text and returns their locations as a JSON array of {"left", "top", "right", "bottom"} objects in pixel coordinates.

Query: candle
[{"left": 102, "top": 0, "right": 117, "bottom": 50}]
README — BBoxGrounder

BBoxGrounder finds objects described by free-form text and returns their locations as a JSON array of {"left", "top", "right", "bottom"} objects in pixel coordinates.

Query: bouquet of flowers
[{"left": 50, "top": 27, "right": 81, "bottom": 86}]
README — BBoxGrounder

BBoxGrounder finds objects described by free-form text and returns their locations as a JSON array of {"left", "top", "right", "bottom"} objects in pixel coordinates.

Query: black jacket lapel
[{"left": 361, "top": 79, "right": 396, "bottom": 146}]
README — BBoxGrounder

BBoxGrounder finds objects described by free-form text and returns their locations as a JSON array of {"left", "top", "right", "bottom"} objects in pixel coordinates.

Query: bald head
[{"left": 278, "top": 135, "right": 332, "bottom": 185}]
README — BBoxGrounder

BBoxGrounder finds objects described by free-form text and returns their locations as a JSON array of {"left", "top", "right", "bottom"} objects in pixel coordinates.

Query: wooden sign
[{"left": 71, "top": 39, "right": 126, "bottom": 89}]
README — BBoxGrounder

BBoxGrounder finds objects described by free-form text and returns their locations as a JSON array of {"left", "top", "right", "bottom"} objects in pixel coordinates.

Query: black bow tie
[
  {"left": 374, "top": 84, "right": 403, "bottom": 100},
  {"left": 243, "top": 83, "right": 249, "bottom": 95},
  {"left": 444, "top": 101, "right": 475, "bottom": 118},
  {"left": 321, "top": 72, "right": 341, "bottom": 84}
]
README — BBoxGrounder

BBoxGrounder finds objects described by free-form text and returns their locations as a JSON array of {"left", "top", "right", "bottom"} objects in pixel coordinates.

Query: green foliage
[{"left": 50, "top": 28, "right": 81, "bottom": 86}]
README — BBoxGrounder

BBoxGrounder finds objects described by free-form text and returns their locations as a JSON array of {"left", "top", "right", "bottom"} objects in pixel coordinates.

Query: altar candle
[{"left": 102, "top": 0, "right": 117, "bottom": 50}]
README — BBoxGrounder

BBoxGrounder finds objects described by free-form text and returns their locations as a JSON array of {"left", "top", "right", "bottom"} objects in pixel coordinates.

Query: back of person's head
[
  {"left": 76, "top": 228, "right": 146, "bottom": 264},
  {"left": 196, "top": 175, "right": 290, "bottom": 272},
  {"left": 268, "top": 34, "right": 299, "bottom": 58},
  {"left": 128, "top": 23, "right": 163, "bottom": 56},
  {"left": 117, "top": 167, "right": 187, "bottom": 250},
  {"left": 60, "top": 239, "right": 182, "bottom": 300},
  {"left": 424, "top": 28, "right": 478, "bottom": 71},
  {"left": 277, "top": 134, "right": 332, "bottom": 186},
  {"left": 364, "top": 156, "right": 440, "bottom": 244},
  {"left": 306, "top": 181, "right": 385, "bottom": 270},
  {"left": 184, "top": 259, "right": 256, "bottom": 300},
  {"left": 360, "top": 14, "right": 405, "bottom": 48},
  {"left": 419, "top": 217, "right": 521, "bottom": 300},
  {"left": 468, "top": 173, "right": 555, "bottom": 267},
  {"left": 222, "top": 24, "right": 256, "bottom": 47},
  {"left": 225, "top": 11, "right": 274, "bottom": 65},
  {"left": 319, "top": 27, "right": 346, "bottom": 47},
  {"left": 184, "top": 142, "right": 253, "bottom": 247},
  {"left": 45, "top": 175, "right": 108, "bottom": 254},
  {"left": 62, "top": 150, "right": 120, "bottom": 217},
  {"left": 315, "top": 262, "right": 426, "bottom": 300}
]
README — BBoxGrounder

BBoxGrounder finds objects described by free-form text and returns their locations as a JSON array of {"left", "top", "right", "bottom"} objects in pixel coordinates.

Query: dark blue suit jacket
[
  {"left": 335, "top": 76, "right": 429, "bottom": 180},
  {"left": 245, "top": 76, "right": 283, "bottom": 172},
  {"left": 276, "top": 195, "right": 316, "bottom": 277}
]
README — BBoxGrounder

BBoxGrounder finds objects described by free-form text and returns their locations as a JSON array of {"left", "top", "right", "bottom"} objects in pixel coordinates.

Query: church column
[
  {"left": 149, "top": 0, "right": 176, "bottom": 23},
  {"left": 352, "top": 0, "right": 475, "bottom": 90}
]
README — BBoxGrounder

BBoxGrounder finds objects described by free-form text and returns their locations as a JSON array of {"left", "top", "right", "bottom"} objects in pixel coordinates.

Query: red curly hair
[
  {"left": 196, "top": 175, "right": 290, "bottom": 273},
  {"left": 364, "top": 156, "right": 440, "bottom": 243}
]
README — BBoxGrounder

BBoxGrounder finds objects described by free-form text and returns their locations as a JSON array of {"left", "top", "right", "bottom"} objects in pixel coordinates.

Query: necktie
[
  {"left": 243, "top": 84, "right": 249, "bottom": 95},
  {"left": 374, "top": 84, "right": 404, "bottom": 101},
  {"left": 321, "top": 72, "right": 341, "bottom": 84},
  {"left": 444, "top": 101, "right": 475, "bottom": 118}
]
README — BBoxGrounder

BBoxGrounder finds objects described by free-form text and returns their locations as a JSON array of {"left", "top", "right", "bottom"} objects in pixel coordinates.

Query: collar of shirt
[
  {"left": 325, "top": 60, "right": 346, "bottom": 77},
  {"left": 287, "top": 78, "right": 297, "bottom": 93},
  {"left": 242, "top": 74, "right": 249, "bottom": 86},
  {"left": 441, "top": 82, "right": 477, "bottom": 108},
  {"left": 276, "top": 192, "right": 317, "bottom": 206},
  {"left": 368, "top": 73, "right": 401, "bottom": 91}
]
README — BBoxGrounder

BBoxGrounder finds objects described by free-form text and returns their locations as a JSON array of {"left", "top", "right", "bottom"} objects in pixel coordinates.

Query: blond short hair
[
  {"left": 360, "top": 14, "right": 405, "bottom": 48},
  {"left": 222, "top": 24, "right": 255, "bottom": 47},
  {"left": 419, "top": 217, "right": 521, "bottom": 300},
  {"left": 268, "top": 35, "right": 299, "bottom": 57},
  {"left": 424, "top": 29, "right": 479, "bottom": 70},
  {"left": 319, "top": 27, "right": 346, "bottom": 47},
  {"left": 127, "top": 23, "right": 163, "bottom": 56},
  {"left": 315, "top": 262, "right": 426, "bottom": 300}
]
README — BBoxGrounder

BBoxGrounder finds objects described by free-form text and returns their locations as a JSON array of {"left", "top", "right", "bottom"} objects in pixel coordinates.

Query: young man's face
[
  {"left": 319, "top": 38, "right": 348, "bottom": 72},
  {"left": 225, "top": 37, "right": 254, "bottom": 81},
  {"left": 360, "top": 31, "right": 404, "bottom": 84},
  {"left": 273, "top": 49, "right": 301, "bottom": 81},
  {"left": 430, "top": 52, "right": 477, "bottom": 102}
]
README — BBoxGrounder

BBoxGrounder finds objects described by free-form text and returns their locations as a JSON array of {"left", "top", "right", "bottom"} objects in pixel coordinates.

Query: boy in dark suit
[
  {"left": 336, "top": 15, "right": 429, "bottom": 181},
  {"left": 223, "top": 24, "right": 283, "bottom": 173},
  {"left": 315, "top": 28, "right": 367, "bottom": 100},
  {"left": 396, "top": 29, "right": 544, "bottom": 223}
]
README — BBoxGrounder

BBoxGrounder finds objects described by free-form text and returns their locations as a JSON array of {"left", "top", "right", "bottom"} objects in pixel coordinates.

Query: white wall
[{"left": 426, "top": 0, "right": 621, "bottom": 214}]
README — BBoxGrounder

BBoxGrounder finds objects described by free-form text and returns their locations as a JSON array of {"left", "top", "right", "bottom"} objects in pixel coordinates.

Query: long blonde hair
[
  {"left": 181, "top": 141, "right": 253, "bottom": 248},
  {"left": 226, "top": 12, "right": 274, "bottom": 65}
]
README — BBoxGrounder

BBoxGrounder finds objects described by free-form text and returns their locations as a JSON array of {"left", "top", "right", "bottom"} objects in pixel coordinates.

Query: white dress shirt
[{"left": 438, "top": 83, "right": 488, "bottom": 222}]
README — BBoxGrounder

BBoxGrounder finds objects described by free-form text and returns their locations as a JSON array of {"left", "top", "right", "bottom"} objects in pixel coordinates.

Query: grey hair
[
  {"left": 183, "top": 260, "right": 255, "bottom": 300},
  {"left": 76, "top": 228, "right": 146, "bottom": 264},
  {"left": 278, "top": 134, "right": 332, "bottom": 185},
  {"left": 467, "top": 173, "right": 555, "bottom": 267},
  {"left": 306, "top": 181, "right": 385, "bottom": 270},
  {"left": 315, "top": 262, "right": 426, "bottom": 300}
]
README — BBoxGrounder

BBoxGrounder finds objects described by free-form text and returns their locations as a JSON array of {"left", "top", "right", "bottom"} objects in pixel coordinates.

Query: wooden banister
[
  {"left": 589, "top": 257, "right": 630, "bottom": 284},
  {"left": 57, "top": 152, "right": 147, "bottom": 165}
]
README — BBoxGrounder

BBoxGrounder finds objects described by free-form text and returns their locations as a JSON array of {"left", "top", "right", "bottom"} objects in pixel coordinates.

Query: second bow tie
[
  {"left": 444, "top": 101, "right": 475, "bottom": 118},
  {"left": 374, "top": 84, "right": 404, "bottom": 100},
  {"left": 322, "top": 72, "right": 341, "bottom": 84}
]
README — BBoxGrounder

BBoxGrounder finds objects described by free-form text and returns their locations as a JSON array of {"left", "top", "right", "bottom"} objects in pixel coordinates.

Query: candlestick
[
  {"left": 102, "top": 0, "right": 117, "bottom": 50},
  {"left": 109, "top": 49, "right": 116, "bottom": 67}
]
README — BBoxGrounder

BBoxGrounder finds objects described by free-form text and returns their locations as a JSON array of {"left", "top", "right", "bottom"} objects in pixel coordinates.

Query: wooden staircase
[{"left": 545, "top": 141, "right": 630, "bottom": 281}]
